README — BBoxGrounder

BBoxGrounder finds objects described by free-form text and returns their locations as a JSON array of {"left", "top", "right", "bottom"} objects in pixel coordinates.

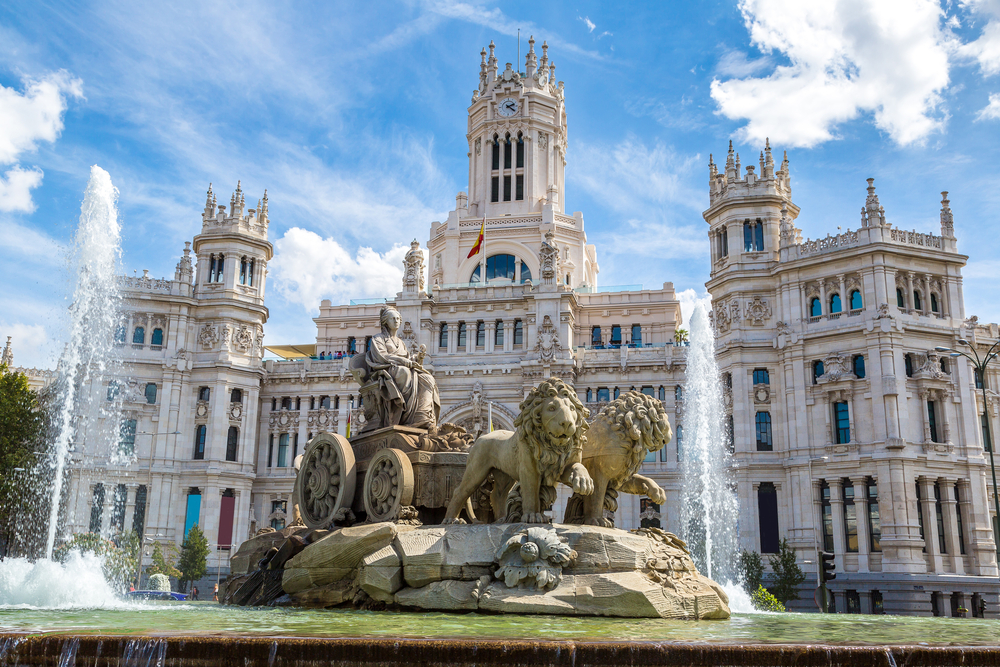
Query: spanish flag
[{"left": 467, "top": 216, "right": 485, "bottom": 258}]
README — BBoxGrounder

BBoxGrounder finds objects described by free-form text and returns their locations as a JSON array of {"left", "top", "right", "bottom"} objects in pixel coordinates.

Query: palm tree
[{"left": 674, "top": 328, "right": 689, "bottom": 344}]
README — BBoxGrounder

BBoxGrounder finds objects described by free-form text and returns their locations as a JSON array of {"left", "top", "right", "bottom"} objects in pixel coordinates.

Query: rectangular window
[
  {"left": 755, "top": 411, "right": 773, "bottom": 451},
  {"left": 119, "top": 419, "right": 137, "bottom": 455},
  {"left": 516, "top": 137, "right": 524, "bottom": 168},
  {"left": 843, "top": 481, "right": 858, "bottom": 552},
  {"left": 597, "top": 387, "right": 610, "bottom": 402},
  {"left": 504, "top": 139, "right": 512, "bottom": 169},
  {"left": 515, "top": 174, "right": 523, "bottom": 200},
  {"left": 145, "top": 383, "right": 157, "bottom": 404},
  {"left": 591, "top": 326, "right": 601, "bottom": 346},
  {"left": 934, "top": 482, "right": 947, "bottom": 554},
  {"left": 955, "top": 483, "right": 966, "bottom": 555},
  {"left": 821, "top": 482, "right": 834, "bottom": 552},
  {"left": 975, "top": 369, "right": 984, "bottom": 389},
  {"left": 267, "top": 434, "right": 274, "bottom": 467},
  {"left": 439, "top": 325, "right": 448, "bottom": 349},
  {"left": 721, "top": 227, "right": 728, "bottom": 256},
  {"left": 846, "top": 590, "right": 861, "bottom": 614},
  {"left": 503, "top": 175, "right": 511, "bottom": 201},
  {"left": 982, "top": 413, "right": 993, "bottom": 452},
  {"left": 132, "top": 485, "right": 147, "bottom": 536},
  {"left": 492, "top": 139, "right": 500, "bottom": 170},
  {"left": 915, "top": 482, "right": 926, "bottom": 552},
  {"left": 495, "top": 320, "right": 504, "bottom": 346},
  {"left": 476, "top": 321, "right": 485, "bottom": 347},
  {"left": 293, "top": 433, "right": 299, "bottom": 461},
  {"left": 111, "top": 484, "right": 127, "bottom": 531},
  {"left": 458, "top": 322, "right": 467, "bottom": 347},
  {"left": 726, "top": 414, "right": 735, "bottom": 453},
  {"left": 867, "top": 478, "right": 881, "bottom": 552},
  {"left": 754, "top": 220, "right": 764, "bottom": 251},
  {"left": 641, "top": 386, "right": 655, "bottom": 397},
  {"left": 199, "top": 386, "right": 211, "bottom": 401},
  {"left": 89, "top": 484, "right": 105, "bottom": 533},
  {"left": 928, "top": 401, "right": 939, "bottom": 443},
  {"left": 744, "top": 221, "right": 753, "bottom": 252},
  {"left": 610, "top": 325, "right": 622, "bottom": 346},
  {"left": 631, "top": 324, "right": 642, "bottom": 347},
  {"left": 514, "top": 319, "right": 523, "bottom": 345},
  {"left": 833, "top": 401, "right": 850, "bottom": 444},
  {"left": 194, "top": 425, "right": 206, "bottom": 460},
  {"left": 184, "top": 489, "right": 202, "bottom": 539},
  {"left": 278, "top": 433, "right": 289, "bottom": 467},
  {"left": 872, "top": 590, "right": 884, "bottom": 615},
  {"left": 491, "top": 176, "right": 499, "bottom": 202},
  {"left": 753, "top": 368, "right": 770, "bottom": 385},
  {"left": 758, "top": 482, "right": 779, "bottom": 553}
]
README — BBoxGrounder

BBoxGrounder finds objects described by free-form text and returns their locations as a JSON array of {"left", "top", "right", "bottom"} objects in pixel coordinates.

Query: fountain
[
  {"left": 43, "top": 166, "right": 125, "bottom": 559},
  {"left": 680, "top": 303, "right": 740, "bottom": 587}
]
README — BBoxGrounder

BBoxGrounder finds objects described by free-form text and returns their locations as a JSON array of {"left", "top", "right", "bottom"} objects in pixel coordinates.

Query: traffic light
[{"left": 820, "top": 551, "right": 836, "bottom": 584}]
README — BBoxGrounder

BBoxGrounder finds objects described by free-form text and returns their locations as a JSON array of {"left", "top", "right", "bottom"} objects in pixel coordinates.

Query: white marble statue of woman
[{"left": 363, "top": 306, "right": 440, "bottom": 432}]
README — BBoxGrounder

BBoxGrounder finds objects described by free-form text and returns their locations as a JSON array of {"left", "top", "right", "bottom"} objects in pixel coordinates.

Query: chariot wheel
[
  {"left": 363, "top": 448, "right": 414, "bottom": 522},
  {"left": 295, "top": 432, "right": 356, "bottom": 530}
]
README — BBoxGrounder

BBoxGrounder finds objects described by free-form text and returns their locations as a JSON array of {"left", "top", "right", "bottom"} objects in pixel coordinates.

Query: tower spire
[
  {"left": 204, "top": 183, "right": 215, "bottom": 218},
  {"left": 940, "top": 191, "right": 954, "bottom": 238},
  {"left": 525, "top": 35, "right": 537, "bottom": 80}
]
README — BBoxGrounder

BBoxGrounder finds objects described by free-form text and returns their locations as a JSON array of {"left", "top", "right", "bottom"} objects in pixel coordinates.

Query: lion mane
[
  {"left": 597, "top": 391, "right": 671, "bottom": 476},
  {"left": 513, "top": 377, "right": 589, "bottom": 487}
]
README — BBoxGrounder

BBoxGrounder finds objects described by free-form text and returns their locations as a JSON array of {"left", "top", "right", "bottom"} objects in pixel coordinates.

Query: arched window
[
  {"left": 939, "top": 357, "right": 948, "bottom": 374},
  {"left": 495, "top": 319, "right": 504, "bottom": 346},
  {"left": 347, "top": 336, "right": 356, "bottom": 354},
  {"left": 658, "top": 386, "right": 666, "bottom": 401},
  {"left": 334, "top": 396, "right": 340, "bottom": 409},
  {"left": 208, "top": 254, "right": 216, "bottom": 283},
  {"left": 631, "top": 324, "right": 642, "bottom": 347},
  {"left": 849, "top": 290, "right": 862, "bottom": 310},
  {"left": 476, "top": 320, "right": 486, "bottom": 347},
  {"left": 904, "top": 353, "right": 914, "bottom": 377},
  {"left": 226, "top": 426, "right": 239, "bottom": 462},
  {"left": 975, "top": 369, "right": 984, "bottom": 389},
  {"left": 913, "top": 290, "right": 922, "bottom": 311},
  {"left": 896, "top": 288, "right": 905, "bottom": 308},
  {"left": 674, "top": 425, "right": 683, "bottom": 462},
  {"left": 133, "top": 327, "right": 145, "bottom": 344},
  {"left": 830, "top": 293, "right": 842, "bottom": 314},
  {"left": 515, "top": 133, "right": 524, "bottom": 200},
  {"left": 591, "top": 326, "right": 602, "bottom": 347},
  {"left": 503, "top": 134, "right": 512, "bottom": 201},
  {"left": 513, "top": 319, "right": 523, "bottom": 345},
  {"left": 755, "top": 411, "right": 773, "bottom": 451},
  {"left": 439, "top": 324, "right": 448, "bottom": 348},
  {"left": 597, "top": 387, "right": 610, "bottom": 402},
  {"left": 458, "top": 322, "right": 467, "bottom": 347},
  {"left": 520, "top": 262, "right": 532, "bottom": 283},
  {"left": 215, "top": 254, "right": 225, "bottom": 282},
  {"left": 813, "top": 360, "right": 825, "bottom": 384},
  {"left": 231, "top": 388, "right": 242, "bottom": 403},
  {"left": 248, "top": 258, "right": 255, "bottom": 286},
  {"left": 491, "top": 134, "right": 500, "bottom": 202},
  {"left": 145, "top": 383, "right": 157, "bottom": 404},
  {"left": 151, "top": 328, "right": 164, "bottom": 346},
  {"left": 931, "top": 293, "right": 939, "bottom": 313},
  {"left": 240, "top": 256, "right": 248, "bottom": 285},
  {"left": 853, "top": 355, "right": 866, "bottom": 379},
  {"left": 194, "top": 425, "right": 207, "bottom": 460},
  {"left": 320, "top": 395, "right": 330, "bottom": 409},
  {"left": 610, "top": 325, "right": 622, "bottom": 347},
  {"left": 516, "top": 132, "right": 524, "bottom": 168},
  {"left": 675, "top": 385, "right": 683, "bottom": 401},
  {"left": 810, "top": 297, "right": 822, "bottom": 318},
  {"left": 471, "top": 254, "right": 519, "bottom": 283},
  {"left": 491, "top": 133, "right": 500, "bottom": 170},
  {"left": 614, "top": 387, "right": 621, "bottom": 399},
  {"left": 586, "top": 388, "right": 593, "bottom": 402},
  {"left": 114, "top": 325, "right": 126, "bottom": 344}
]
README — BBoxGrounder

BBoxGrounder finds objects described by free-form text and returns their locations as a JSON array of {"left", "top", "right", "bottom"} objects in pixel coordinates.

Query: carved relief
[
  {"left": 745, "top": 296, "right": 771, "bottom": 326},
  {"left": 539, "top": 231, "right": 559, "bottom": 285},
  {"left": 234, "top": 324, "right": 253, "bottom": 352},
  {"left": 403, "top": 239, "right": 426, "bottom": 292},
  {"left": 229, "top": 403, "right": 243, "bottom": 422},
  {"left": 538, "top": 131, "right": 548, "bottom": 150},
  {"left": 198, "top": 324, "right": 217, "bottom": 349},
  {"left": 533, "top": 315, "right": 562, "bottom": 362},
  {"left": 474, "top": 137, "right": 482, "bottom": 156}
]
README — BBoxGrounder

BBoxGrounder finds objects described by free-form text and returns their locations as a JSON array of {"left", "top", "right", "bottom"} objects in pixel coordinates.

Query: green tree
[
  {"left": 674, "top": 328, "right": 689, "bottom": 343},
  {"left": 177, "top": 524, "right": 210, "bottom": 592},
  {"left": 54, "top": 530, "right": 140, "bottom": 591},
  {"left": 737, "top": 549, "right": 764, "bottom": 596},
  {"left": 147, "top": 542, "right": 182, "bottom": 580},
  {"left": 768, "top": 538, "right": 806, "bottom": 605},
  {"left": 750, "top": 584, "right": 785, "bottom": 612}
]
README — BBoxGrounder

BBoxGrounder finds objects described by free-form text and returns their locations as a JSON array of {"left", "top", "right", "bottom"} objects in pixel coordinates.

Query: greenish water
[{"left": 1, "top": 602, "right": 998, "bottom": 646}]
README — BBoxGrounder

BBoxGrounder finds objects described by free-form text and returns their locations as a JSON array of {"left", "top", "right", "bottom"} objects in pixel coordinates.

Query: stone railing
[
  {"left": 459, "top": 216, "right": 543, "bottom": 228},
  {"left": 798, "top": 229, "right": 860, "bottom": 256},
  {"left": 118, "top": 275, "right": 172, "bottom": 292},
  {"left": 889, "top": 228, "right": 942, "bottom": 249}
]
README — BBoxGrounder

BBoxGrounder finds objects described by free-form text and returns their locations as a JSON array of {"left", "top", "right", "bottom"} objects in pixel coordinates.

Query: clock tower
[{"left": 466, "top": 37, "right": 567, "bottom": 218}]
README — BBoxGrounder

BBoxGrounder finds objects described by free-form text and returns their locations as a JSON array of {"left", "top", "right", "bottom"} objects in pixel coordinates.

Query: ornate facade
[{"left": 706, "top": 141, "right": 999, "bottom": 615}]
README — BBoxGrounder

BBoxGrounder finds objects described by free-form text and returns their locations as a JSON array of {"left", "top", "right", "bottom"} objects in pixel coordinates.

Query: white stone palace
[{"left": 42, "top": 38, "right": 997, "bottom": 615}]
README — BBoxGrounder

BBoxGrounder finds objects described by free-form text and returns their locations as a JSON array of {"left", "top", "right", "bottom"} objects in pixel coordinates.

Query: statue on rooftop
[{"left": 350, "top": 306, "right": 440, "bottom": 433}]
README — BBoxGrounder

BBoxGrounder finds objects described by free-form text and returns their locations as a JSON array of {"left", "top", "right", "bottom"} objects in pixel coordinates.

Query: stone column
[
  {"left": 906, "top": 273, "right": 915, "bottom": 313},
  {"left": 939, "top": 389, "right": 952, "bottom": 444},
  {"left": 486, "top": 321, "right": 496, "bottom": 353},
  {"left": 829, "top": 478, "right": 847, "bottom": 570},
  {"left": 860, "top": 592, "right": 873, "bottom": 614},
  {"left": 922, "top": 274, "right": 931, "bottom": 315},
  {"left": 939, "top": 476, "right": 963, "bottom": 573},
  {"left": 465, "top": 321, "right": 474, "bottom": 354},
  {"left": 821, "top": 393, "right": 833, "bottom": 446},
  {"left": 505, "top": 320, "right": 514, "bottom": 352},
  {"left": 920, "top": 476, "right": 943, "bottom": 572},
  {"left": 448, "top": 322, "right": 458, "bottom": 355},
  {"left": 124, "top": 484, "right": 137, "bottom": 533},
  {"left": 837, "top": 274, "right": 847, "bottom": 312},
  {"left": 846, "top": 390, "right": 857, "bottom": 444},
  {"left": 819, "top": 281, "right": 828, "bottom": 318},
  {"left": 941, "top": 277, "right": 951, "bottom": 318},
  {"left": 851, "top": 476, "right": 871, "bottom": 573},
  {"left": 919, "top": 390, "right": 932, "bottom": 444}
]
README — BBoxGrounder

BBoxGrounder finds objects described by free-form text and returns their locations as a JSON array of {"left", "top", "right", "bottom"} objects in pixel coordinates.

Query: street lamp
[{"left": 936, "top": 339, "right": 1000, "bottom": 559}]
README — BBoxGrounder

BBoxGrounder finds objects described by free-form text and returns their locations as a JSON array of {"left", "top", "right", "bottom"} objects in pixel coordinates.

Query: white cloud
[
  {"left": 711, "top": 0, "right": 952, "bottom": 147},
  {"left": 270, "top": 228, "right": 410, "bottom": 312},
  {"left": 0, "top": 166, "right": 44, "bottom": 213},
  {"left": 579, "top": 16, "right": 596, "bottom": 33},
  {"left": 715, "top": 48, "right": 773, "bottom": 77},
  {"left": 0, "top": 71, "right": 82, "bottom": 164},
  {"left": 676, "top": 288, "right": 712, "bottom": 328},
  {"left": 0, "top": 71, "right": 82, "bottom": 212},
  {"left": 0, "top": 321, "right": 52, "bottom": 370},
  {"left": 960, "top": 0, "right": 1000, "bottom": 74},
  {"left": 978, "top": 92, "right": 1000, "bottom": 118}
]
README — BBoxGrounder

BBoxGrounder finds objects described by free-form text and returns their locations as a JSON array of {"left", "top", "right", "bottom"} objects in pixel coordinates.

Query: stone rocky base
[{"left": 269, "top": 522, "right": 730, "bottom": 620}]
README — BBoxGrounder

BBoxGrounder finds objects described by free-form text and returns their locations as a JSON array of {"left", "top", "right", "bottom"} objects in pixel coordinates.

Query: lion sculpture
[
  {"left": 564, "top": 391, "right": 672, "bottom": 527},
  {"left": 444, "top": 377, "right": 594, "bottom": 524}
]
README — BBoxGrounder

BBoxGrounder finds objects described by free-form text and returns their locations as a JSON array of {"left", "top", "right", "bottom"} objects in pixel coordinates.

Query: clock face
[{"left": 497, "top": 97, "right": 519, "bottom": 117}]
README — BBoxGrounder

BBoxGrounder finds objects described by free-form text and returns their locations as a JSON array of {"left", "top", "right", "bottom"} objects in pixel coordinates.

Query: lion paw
[
  {"left": 441, "top": 517, "right": 467, "bottom": 525},
  {"left": 568, "top": 469, "right": 594, "bottom": 496},
  {"left": 648, "top": 487, "right": 667, "bottom": 505},
  {"left": 522, "top": 512, "right": 551, "bottom": 524}
]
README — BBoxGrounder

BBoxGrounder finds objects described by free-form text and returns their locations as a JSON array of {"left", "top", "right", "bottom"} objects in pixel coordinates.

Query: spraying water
[
  {"left": 680, "top": 303, "right": 739, "bottom": 585},
  {"left": 0, "top": 552, "right": 126, "bottom": 609},
  {"left": 44, "top": 166, "right": 124, "bottom": 558}
]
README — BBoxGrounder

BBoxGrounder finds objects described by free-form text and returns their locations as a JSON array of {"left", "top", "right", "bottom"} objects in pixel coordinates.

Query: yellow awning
[{"left": 264, "top": 344, "right": 317, "bottom": 360}]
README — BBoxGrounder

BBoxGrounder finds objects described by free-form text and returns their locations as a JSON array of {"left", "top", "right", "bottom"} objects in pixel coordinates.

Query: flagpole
[{"left": 480, "top": 214, "right": 486, "bottom": 283}]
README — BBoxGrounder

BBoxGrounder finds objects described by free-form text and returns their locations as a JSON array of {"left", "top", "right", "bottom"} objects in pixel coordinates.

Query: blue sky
[{"left": 3, "top": 0, "right": 1000, "bottom": 369}]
